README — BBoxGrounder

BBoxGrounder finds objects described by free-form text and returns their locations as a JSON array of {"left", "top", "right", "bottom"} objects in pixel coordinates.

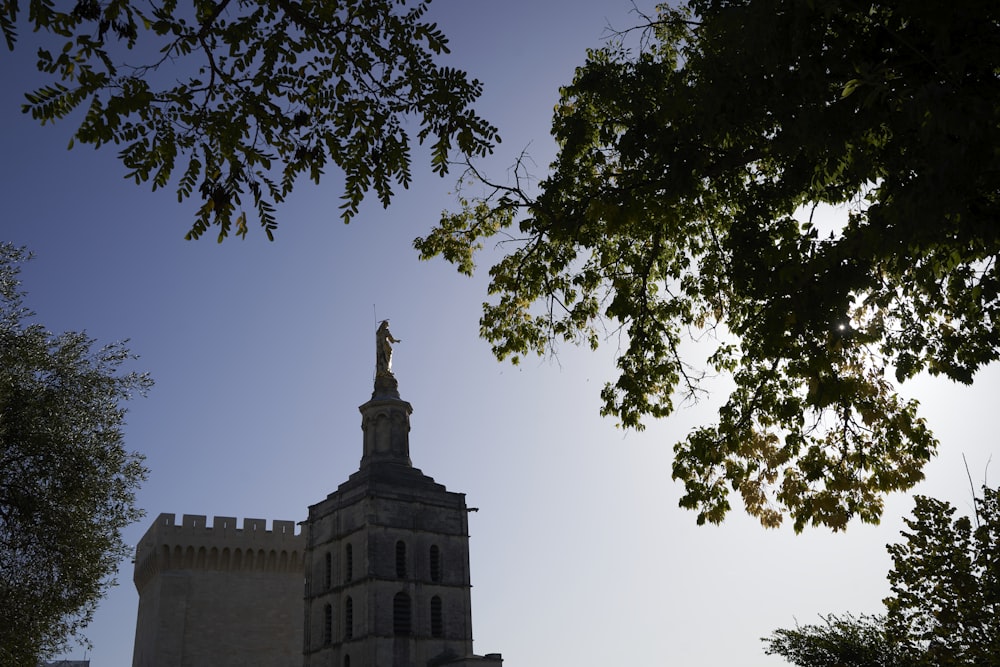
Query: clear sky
[{"left": 2, "top": 1, "right": 997, "bottom": 665}]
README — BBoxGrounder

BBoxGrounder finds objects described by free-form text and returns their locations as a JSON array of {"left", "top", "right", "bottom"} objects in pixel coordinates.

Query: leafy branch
[{"left": 7, "top": 0, "right": 499, "bottom": 241}]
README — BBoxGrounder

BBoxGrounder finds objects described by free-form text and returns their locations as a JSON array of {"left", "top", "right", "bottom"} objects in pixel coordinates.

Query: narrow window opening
[
  {"left": 344, "top": 656, "right": 351, "bottom": 667},
  {"left": 429, "top": 544, "right": 441, "bottom": 582},
  {"left": 430, "top": 596, "right": 443, "bottom": 638},
  {"left": 323, "top": 604, "right": 333, "bottom": 645},
  {"left": 345, "top": 543, "right": 353, "bottom": 582},
  {"left": 324, "top": 552, "right": 332, "bottom": 590},
  {"left": 395, "top": 540, "right": 407, "bottom": 578},
  {"left": 344, "top": 596, "right": 354, "bottom": 640},
  {"left": 393, "top": 592, "right": 412, "bottom": 635}
]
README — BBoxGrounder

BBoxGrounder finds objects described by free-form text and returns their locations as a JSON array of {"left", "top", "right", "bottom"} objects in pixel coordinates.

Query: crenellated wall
[
  {"left": 131, "top": 513, "right": 305, "bottom": 667},
  {"left": 133, "top": 513, "right": 302, "bottom": 592}
]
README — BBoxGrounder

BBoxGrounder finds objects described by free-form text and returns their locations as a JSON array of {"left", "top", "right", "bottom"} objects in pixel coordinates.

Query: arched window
[
  {"left": 429, "top": 544, "right": 442, "bottom": 582},
  {"left": 395, "top": 540, "right": 407, "bottom": 578},
  {"left": 344, "top": 656, "right": 351, "bottom": 667},
  {"left": 344, "top": 543, "right": 353, "bottom": 582},
  {"left": 323, "top": 604, "right": 333, "bottom": 645},
  {"left": 344, "top": 596, "right": 354, "bottom": 640},
  {"left": 430, "top": 595, "right": 443, "bottom": 638},
  {"left": 393, "top": 592, "right": 412, "bottom": 635},
  {"left": 324, "top": 552, "right": 332, "bottom": 590}
]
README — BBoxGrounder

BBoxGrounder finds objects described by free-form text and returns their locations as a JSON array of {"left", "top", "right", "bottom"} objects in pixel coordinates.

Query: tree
[
  {"left": 764, "top": 486, "right": 1000, "bottom": 666},
  {"left": 0, "top": 244, "right": 151, "bottom": 665},
  {"left": 884, "top": 486, "right": 1000, "bottom": 666},
  {"left": 1, "top": 0, "right": 498, "bottom": 240},
  {"left": 415, "top": 0, "right": 1000, "bottom": 529},
  {"left": 764, "top": 613, "right": 913, "bottom": 667}
]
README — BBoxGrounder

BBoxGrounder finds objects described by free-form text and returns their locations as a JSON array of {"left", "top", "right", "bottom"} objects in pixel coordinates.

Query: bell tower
[{"left": 302, "top": 323, "right": 501, "bottom": 667}]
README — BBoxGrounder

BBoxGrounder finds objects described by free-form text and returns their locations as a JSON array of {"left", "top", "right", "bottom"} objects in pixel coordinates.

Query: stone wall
[{"left": 132, "top": 513, "right": 305, "bottom": 667}]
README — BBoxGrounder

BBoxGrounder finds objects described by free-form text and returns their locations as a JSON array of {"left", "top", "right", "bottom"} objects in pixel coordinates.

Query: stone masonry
[{"left": 131, "top": 513, "right": 304, "bottom": 667}]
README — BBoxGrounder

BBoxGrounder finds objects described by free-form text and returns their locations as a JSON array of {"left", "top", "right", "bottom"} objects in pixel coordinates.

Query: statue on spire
[{"left": 376, "top": 320, "right": 401, "bottom": 377}]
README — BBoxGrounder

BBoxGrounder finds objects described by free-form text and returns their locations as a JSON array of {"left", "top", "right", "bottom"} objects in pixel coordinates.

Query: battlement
[
  {"left": 149, "top": 513, "right": 300, "bottom": 536},
  {"left": 133, "top": 513, "right": 305, "bottom": 592}
]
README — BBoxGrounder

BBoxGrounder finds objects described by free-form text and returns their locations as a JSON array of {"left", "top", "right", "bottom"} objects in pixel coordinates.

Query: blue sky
[{"left": 2, "top": 1, "right": 997, "bottom": 665}]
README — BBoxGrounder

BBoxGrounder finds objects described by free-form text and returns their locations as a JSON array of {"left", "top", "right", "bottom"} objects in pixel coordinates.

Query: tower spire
[
  {"left": 360, "top": 321, "right": 411, "bottom": 467},
  {"left": 302, "top": 327, "right": 503, "bottom": 666}
]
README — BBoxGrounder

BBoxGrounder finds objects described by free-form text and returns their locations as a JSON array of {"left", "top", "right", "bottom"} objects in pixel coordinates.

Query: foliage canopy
[
  {"left": 1, "top": 0, "right": 498, "bottom": 240},
  {"left": 884, "top": 486, "right": 1000, "bottom": 665},
  {"left": 416, "top": 0, "right": 1000, "bottom": 529},
  {"left": 0, "top": 244, "right": 151, "bottom": 665},
  {"left": 764, "top": 613, "right": 912, "bottom": 667},
  {"left": 764, "top": 486, "right": 1000, "bottom": 666}
]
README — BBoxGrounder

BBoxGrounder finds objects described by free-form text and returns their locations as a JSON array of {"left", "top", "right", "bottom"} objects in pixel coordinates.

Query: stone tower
[
  {"left": 131, "top": 513, "right": 304, "bottom": 666},
  {"left": 302, "top": 324, "right": 501, "bottom": 666}
]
